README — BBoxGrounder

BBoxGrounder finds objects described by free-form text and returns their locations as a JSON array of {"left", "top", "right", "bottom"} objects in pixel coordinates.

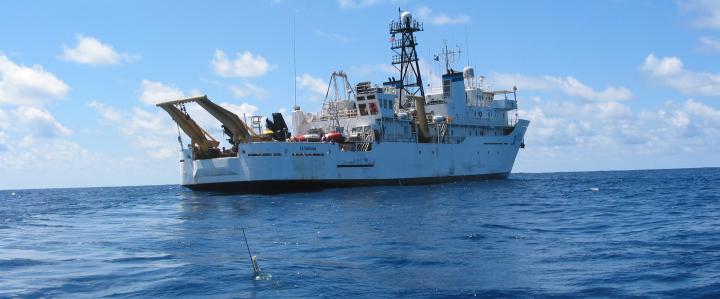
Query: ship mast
[
  {"left": 390, "top": 10, "right": 425, "bottom": 108},
  {"left": 439, "top": 40, "right": 461, "bottom": 74}
]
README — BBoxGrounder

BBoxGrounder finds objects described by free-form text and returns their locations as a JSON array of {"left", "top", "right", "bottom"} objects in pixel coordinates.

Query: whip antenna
[
  {"left": 464, "top": 25, "right": 470, "bottom": 66},
  {"left": 242, "top": 228, "right": 262, "bottom": 278},
  {"left": 292, "top": 15, "right": 297, "bottom": 108}
]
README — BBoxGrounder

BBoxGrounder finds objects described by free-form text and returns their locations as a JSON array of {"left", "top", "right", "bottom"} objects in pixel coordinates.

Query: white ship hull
[{"left": 180, "top": 120, "right": 528, "bottom": 192}]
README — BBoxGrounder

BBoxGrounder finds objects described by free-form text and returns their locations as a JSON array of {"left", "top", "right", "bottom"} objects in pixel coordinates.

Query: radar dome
[
  {"left": 463, "top": 66, "right": 475, "bottom": 78},
  {"left": 401, "top": 11, "right": 412, "bottom": 24}
]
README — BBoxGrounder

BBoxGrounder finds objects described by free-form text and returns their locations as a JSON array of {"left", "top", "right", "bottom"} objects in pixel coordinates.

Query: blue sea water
[{"left": 1, "top": 168, "right": 719, "bottom": 298}]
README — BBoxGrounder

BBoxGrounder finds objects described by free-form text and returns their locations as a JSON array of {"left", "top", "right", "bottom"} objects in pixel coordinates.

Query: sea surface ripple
[{"left": 1, "top": 168, "right": 719, "bottom": 298}]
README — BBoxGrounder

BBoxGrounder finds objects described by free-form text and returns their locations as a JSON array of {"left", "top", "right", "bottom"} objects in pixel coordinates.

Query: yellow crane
[{"left": 157, "top": 95, "right": 260, "bottom": 159}]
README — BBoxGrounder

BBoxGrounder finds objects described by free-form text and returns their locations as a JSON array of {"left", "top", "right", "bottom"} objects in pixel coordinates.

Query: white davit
[{"left": 157, "top": 11, "right": 529, "bottom": 193}]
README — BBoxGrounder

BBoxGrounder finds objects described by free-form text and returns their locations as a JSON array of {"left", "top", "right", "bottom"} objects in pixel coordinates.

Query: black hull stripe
[
  {"left": 336, "top": 164, "right": 375, "bottom": 168},
  {"left": 184, "top": 173, "right": 509, "bottom": 194}
]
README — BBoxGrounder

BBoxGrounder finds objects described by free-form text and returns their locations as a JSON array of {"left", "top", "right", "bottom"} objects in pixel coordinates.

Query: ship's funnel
[
  {"left": 463, "top": 66, "right": 475, "bottom": 78},
  {"left": 408, "top": 95, "right": 430, "bottom": 143},
  {"left": 463, "top": 66, "right": 475, "bottom": 88}
]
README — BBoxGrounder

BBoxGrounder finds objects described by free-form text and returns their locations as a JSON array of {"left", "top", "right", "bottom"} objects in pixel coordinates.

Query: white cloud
[
  {"left": 699, "top": 36, "right": 720, "bottom": 52},
  {"left": 211, "top": 50, "right": 275, "bottom": 78},
  {"left": 647, "top": 99, "right": 720, "bottom": 139},
  {"left": 506, "top": 70, "right": 718, "bottom": 167},
  {"left": 91, "top": 78, "right": 259, "bottom": 159},
  {"left": 0, "top": 52, "right": 78, "bottom": 169},
  {"left": 641, "top": 53, "right": 720, "bottom": 96},
  {"left": 0, "top": 55, "right": 70, "bottom": 106},
  {"left": 338, "top": 0, "right": 381, "bottom": 9},
  {"left": 518, "top": 97, "right": 720, "bottom": 162},
  {"left": 61, "top": 34, "right": 137, "bottom": 66},
  {"left": 126, "top": 107, "right": 179, "bottom": 159},
  {"left": 88, "top": 100, "right": 123, "bottom": 123},
  {"left": 296, "top": 73, "right": 328, "bottom": 100},
  {"left": 0, "top": 135, "right": 168, "bottom": 188},
  {"left": 683, "top": 98, "right": 720, "bottom": 119},
  {"left": 679, "top": 0, "right": 720, "bottom": 29},
  {"left": 0, "top": 136, "right": 93, "bottom": 170},
  {"left": 589, "top": 101, "right": 632, "bottom": 119},
  {"left": 89, "top": 102, "right": 178, "bottom": 159},
  {"left": 416, "top": 6, "right": 470, "bottom": 25},
  {"left": 94, "top": 80, "right": 199, "bottom": 159},
  {"left": 641, "top": 54, "right": 683, "bottom": 76},
  {"left": 187, "top": 89, "right": 201, "bottom": 97},
  {"left": 493, "top": 73, "right": 633, "bottom": 101},
  {"left": 0, "top": 109, "right": 8, "bottom": 152},
  {"left": 0, "top": 131, "right": 7, "bottom": 152},
  {"left": 218, "top": 102, "right": 258, "bottom": 120},
  {"left": 0, "top": 108, "right": 9, "bottom": 130},
  {"left": 12, "top": 106, "right": 72, "bottom": 138},
  {"left": 139, "top": 80, "right": 186, "bottom": 105},
  {"left": 0, "top": 106, "right": 82, "bottom": 173},
  {"left": 230, "top": 82, "right": 267, "bottom": 99}
]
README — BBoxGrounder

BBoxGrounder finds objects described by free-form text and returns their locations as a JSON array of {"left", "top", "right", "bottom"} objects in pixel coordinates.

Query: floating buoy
[{"left": 242, "top": 228, "right": 271, "bottom": 280}]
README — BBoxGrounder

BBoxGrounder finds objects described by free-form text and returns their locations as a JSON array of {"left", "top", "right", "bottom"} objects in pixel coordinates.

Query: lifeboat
[
  {"left": 291, "top": 134, "right": 321, "bottom": 142},
  {"left": 323, "top": 132, "right": 345, "bottom": 143}
]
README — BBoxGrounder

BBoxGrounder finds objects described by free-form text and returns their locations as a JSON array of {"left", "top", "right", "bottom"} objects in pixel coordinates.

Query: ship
[{"left": 156, "top": 11, "right": 529, "bottom": 193}]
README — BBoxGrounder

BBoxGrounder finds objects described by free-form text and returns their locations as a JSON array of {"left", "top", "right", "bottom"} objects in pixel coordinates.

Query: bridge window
[
  {"left": 358, "top": 103, "right": 368, "bottom": 116},
  {"left": 369, "top": 102, "right": 378, "bottom": 115}
]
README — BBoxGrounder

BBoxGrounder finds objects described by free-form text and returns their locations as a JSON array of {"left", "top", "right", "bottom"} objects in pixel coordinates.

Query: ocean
[{"left": 1, "top": 168, "right": 719, "bottom": 298}]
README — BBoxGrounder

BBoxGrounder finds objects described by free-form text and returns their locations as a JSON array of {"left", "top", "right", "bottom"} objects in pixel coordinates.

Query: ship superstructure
[{"left": 157, "top": 11, "right": 529, "bottom": 193}]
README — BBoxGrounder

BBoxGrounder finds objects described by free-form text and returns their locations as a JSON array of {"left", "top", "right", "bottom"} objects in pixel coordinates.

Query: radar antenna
[{"left": 390, "top": 10, "right": 425, "bottom": 108}]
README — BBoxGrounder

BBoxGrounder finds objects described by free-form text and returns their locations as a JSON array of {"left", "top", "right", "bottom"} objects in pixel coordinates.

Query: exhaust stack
[{"left": 409, "top": 95, "right": 430, "bottom": 143}]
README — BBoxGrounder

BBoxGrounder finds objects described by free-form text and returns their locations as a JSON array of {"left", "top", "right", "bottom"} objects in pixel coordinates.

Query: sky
[{"left": 1, "top": 0, "right": 719, "bottom": 189}]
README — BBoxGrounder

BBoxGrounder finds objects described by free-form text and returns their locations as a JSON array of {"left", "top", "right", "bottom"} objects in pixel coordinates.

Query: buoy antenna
[{"left": 242, "top": 228, "right": 261, "bottom": 277}]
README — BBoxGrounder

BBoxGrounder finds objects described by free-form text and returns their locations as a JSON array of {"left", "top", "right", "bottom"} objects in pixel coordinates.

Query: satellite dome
[
  {"left": 463, "top": 66, "right": 475, "bottom": 78},
  {"left": 401, "top": 11, "right": 412, "bottom": 24}
]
